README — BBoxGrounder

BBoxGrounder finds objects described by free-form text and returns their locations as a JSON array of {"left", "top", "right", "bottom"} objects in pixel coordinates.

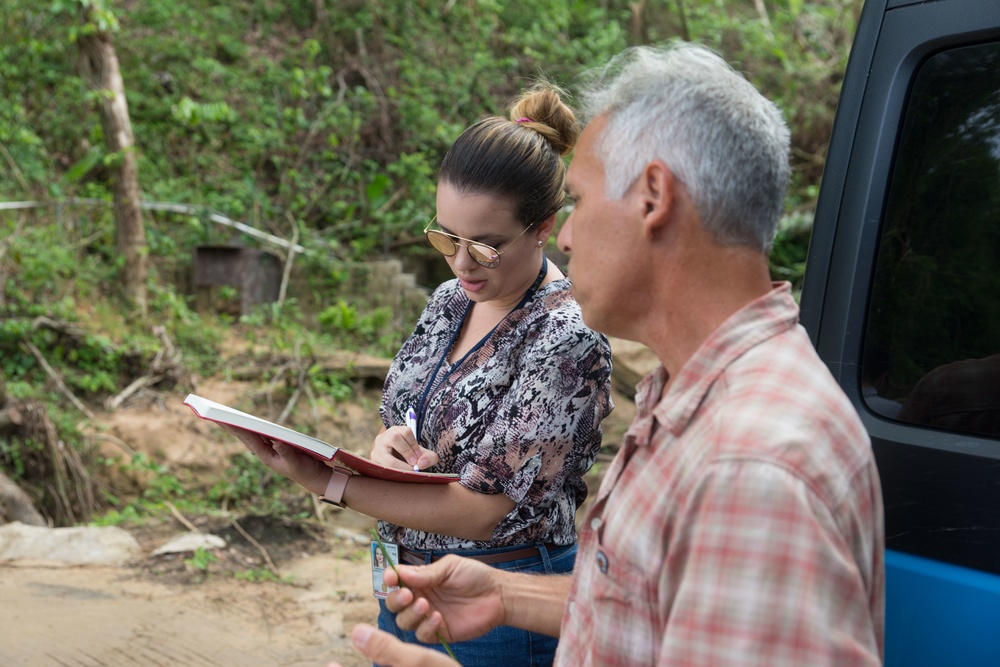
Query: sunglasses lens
[
  {"left": 427, "top": 231, "right": 458, "bottom": 256},
  {"left": 469, "top": 244, "right": 501, "bottom": 268}
]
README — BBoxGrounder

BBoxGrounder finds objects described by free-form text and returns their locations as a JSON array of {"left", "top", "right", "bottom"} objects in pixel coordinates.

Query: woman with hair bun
[{"left": 229, "top": 82, "right": 612, "bottom": 666}]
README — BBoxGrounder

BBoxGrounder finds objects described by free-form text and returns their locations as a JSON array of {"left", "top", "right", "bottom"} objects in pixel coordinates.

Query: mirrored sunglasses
[{"left": 423, "top": 217, "right": 533, "bottom": 269}]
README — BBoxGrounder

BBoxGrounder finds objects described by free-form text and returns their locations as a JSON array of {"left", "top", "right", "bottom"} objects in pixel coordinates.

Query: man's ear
[{"left": 637, "top": 160, "right": 675, "bottom": 237}]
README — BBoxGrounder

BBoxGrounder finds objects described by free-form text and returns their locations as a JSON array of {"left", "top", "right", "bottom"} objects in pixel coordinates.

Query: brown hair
[{"left": 438, "top": 82, "right": 579, "bottom": 228}]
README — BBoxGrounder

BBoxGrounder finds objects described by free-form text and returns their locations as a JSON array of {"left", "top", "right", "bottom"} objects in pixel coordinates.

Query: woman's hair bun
[{"left": 508, "top": 82, "right": 579, "bottom": 157}]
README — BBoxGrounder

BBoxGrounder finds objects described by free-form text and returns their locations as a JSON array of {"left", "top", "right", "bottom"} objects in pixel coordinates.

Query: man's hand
[
  {"left": 385, "top": 555, "right": 506, "bottom": 644},
  {"left": 327, "top": 624, "right": 458, "bottom": 667}
]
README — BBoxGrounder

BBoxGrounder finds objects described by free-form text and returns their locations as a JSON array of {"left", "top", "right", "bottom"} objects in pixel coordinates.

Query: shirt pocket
[{"left": 586, "top": 541, "right": 658, "bottom": 664}]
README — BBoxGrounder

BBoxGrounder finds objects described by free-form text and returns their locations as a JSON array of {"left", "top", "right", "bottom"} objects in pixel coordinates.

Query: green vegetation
[
  {"left": 234, "top": 565, "right": 294, "bottom": 584},
  {"left": 184, "top": 545, "right": 219, "bottom": 573},
  {"left": 1, "top": 0, "right": 859, "bottom": 527},
  {"left": 3, "top": 0, "right": 857, "bottom": 261}
]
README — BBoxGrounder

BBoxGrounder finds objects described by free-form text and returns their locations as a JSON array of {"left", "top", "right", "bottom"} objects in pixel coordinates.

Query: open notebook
[{"left": 183, "top": 394, "right": 458, "bottom": 484}]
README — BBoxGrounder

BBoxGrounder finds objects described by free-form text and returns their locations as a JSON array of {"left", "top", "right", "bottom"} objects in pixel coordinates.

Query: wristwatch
[{"left": 319, "top": 467, "right": 353, "bottom": 508}]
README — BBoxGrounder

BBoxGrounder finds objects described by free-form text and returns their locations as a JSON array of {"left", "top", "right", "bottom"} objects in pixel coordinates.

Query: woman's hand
[
  {"left": 222, "top": 425, "right": 331, "bottom": 496},
  {"left": 370, "top": 426, "right": 440, "bottom": 472}
]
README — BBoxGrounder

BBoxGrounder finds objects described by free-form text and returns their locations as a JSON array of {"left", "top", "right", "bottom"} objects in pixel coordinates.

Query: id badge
[{"left": 371, "top": 540, "right": 399, "bottom": 599}]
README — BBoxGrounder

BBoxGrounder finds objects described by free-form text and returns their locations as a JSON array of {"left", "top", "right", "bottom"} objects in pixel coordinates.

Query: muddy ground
[{"left": 0, "top": 338, "right": 650, "bottom": 667}]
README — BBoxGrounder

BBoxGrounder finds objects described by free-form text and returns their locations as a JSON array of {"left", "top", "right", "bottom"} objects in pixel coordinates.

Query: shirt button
[
  {"left": 589, "top": 517, "right": 602, "bottom": 531},
  {"left": 596, "top": 550, "right": 609, "bottom": 574}
]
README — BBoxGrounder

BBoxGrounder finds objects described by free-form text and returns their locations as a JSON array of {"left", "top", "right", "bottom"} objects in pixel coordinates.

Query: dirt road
[{"left": 0, "top": 526, "right": 379, "bottom": 667}]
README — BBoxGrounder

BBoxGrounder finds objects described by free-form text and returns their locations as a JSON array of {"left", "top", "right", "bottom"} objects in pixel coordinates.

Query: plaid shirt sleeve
[{"left": 658, "top": 459, "right": 883, "bottom": 666}]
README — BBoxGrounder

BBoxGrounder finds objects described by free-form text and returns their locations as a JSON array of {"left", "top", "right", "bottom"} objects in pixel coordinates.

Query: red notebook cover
[{"left": 183, "top": 394, "right": 459, "bottom": 484}]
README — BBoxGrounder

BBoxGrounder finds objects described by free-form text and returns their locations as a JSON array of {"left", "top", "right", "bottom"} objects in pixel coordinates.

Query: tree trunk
[{"left": 76, "top": 11, "right": 148, "bottom": 318}]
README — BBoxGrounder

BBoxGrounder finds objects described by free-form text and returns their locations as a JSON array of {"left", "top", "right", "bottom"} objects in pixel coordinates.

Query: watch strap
[{"left": 319, "top": 467, "right": 353, "bottom": 508}]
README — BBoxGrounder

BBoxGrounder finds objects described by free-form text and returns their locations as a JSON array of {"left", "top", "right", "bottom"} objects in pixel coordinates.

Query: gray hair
[{"left": 577, "top": 42, "right": 791, "bottom": 253}]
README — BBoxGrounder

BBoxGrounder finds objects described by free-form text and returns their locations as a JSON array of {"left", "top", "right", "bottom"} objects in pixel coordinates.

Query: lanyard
[{"left": 415, "top": 256, "right": 549, "bottom": 442}]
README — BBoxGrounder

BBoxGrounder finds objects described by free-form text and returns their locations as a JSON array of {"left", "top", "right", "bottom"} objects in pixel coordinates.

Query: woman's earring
[{"left": 537, "top": 241, "right": 544, "bottom": 247}]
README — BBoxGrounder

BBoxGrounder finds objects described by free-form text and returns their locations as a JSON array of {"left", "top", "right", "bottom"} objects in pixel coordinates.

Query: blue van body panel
[{"left": 885, "top": 550, "right": 1000, "bottom": 666}]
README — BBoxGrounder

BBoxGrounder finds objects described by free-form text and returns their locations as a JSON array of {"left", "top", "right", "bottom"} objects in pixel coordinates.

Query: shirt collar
[{"left": 625, "top": 282, "right": 800, "bottom": 447}]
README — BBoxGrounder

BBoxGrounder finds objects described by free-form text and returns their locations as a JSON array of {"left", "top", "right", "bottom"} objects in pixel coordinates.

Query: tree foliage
[{"left": 2, "top": 0, "right": 857, "bottom": 263}]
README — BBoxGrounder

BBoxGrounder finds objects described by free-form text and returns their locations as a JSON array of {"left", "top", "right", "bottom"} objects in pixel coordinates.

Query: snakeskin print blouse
[{"left": 378, "top": 276, "right": 613, "bottom": 551}]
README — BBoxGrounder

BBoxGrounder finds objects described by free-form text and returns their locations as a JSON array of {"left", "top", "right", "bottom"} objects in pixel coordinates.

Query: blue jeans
[{"left": 376, "top": 542, "right": 576, "bottom": 667}]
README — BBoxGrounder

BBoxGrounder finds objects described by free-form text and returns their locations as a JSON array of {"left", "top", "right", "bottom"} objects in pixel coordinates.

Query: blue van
[{"left": 800, "top": 0, "right": 1000, "bottom": 664}]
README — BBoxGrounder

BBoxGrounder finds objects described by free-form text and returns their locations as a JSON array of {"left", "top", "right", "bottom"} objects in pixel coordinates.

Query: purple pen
[{"left": 406, "top": 406, "right": 419, "bottom": 471}]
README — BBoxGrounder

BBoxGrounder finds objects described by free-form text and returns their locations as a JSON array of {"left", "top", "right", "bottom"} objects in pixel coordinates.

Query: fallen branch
[
  {"left": 80, "top": 431, "right": 137, "bottom": 457},
  {"left": 165, "top": 500, "right": 200, "bottom": 533},
  {"left": 231, "top": 517, "right": 280, "bottom": 576},
  {"left": 22, "top": 341, "right": 94, "bottom": 419},
  {"left": 36, "top": 402, "right": 77, "bottom": 523},
  {"left": 256, "top": 360, "right": 294, "bottom": 416},
  {"left": 311, "top": 493, "right": 325, "bottom": 520},
  {"left": 30, "top": 316, "right": 89, "bottom": 338},
  {"left": 150, "top": 325, "right": 182, "bottom": 370},
  {"left": 233, "top": 356, "right": 391, "bottom": 383},
  {"left": 59, "top": 437, "right": 95, "bottom": 521},
  {"left": 277, "top": 381, "right": 304, "bottom": 426},
  {"left": 277, "top": 211, "right": 300, "bottom": 309},
  {"left": 105, "top": 326, "right": 182, "bottom": 411},
  {"left": 106, "top": 373, "right": 164, "bottom": 411},
  {"left": 276, "top": 340, "right": 310, "bottom": 425},
  {"left": 303, "top": 378, "right": 321, "bottom": 438}
]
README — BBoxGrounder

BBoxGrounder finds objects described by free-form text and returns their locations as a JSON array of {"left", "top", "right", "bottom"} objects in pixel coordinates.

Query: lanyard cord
[{"left": 415, "top": 256, "right": 549, "bottom": 441}]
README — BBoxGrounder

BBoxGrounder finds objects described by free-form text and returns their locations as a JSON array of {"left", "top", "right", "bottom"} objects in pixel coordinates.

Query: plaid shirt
[{"left": 557, "top": 283, "right": 885, "bottom": 667}]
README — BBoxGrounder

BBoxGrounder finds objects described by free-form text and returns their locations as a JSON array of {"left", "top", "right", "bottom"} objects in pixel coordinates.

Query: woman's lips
[{"left": 459, "top": 277, "right": 486, "bottom": 292}]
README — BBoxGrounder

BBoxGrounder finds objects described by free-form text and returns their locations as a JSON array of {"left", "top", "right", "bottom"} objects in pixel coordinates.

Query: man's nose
[{"left": 557, "top": 216, "right": 573, "bottom": 255}]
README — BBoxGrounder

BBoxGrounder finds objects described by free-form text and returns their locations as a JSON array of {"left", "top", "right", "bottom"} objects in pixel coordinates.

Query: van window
[{"left": 861, "top": 41, "right": 1000, "bottom": 439}]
